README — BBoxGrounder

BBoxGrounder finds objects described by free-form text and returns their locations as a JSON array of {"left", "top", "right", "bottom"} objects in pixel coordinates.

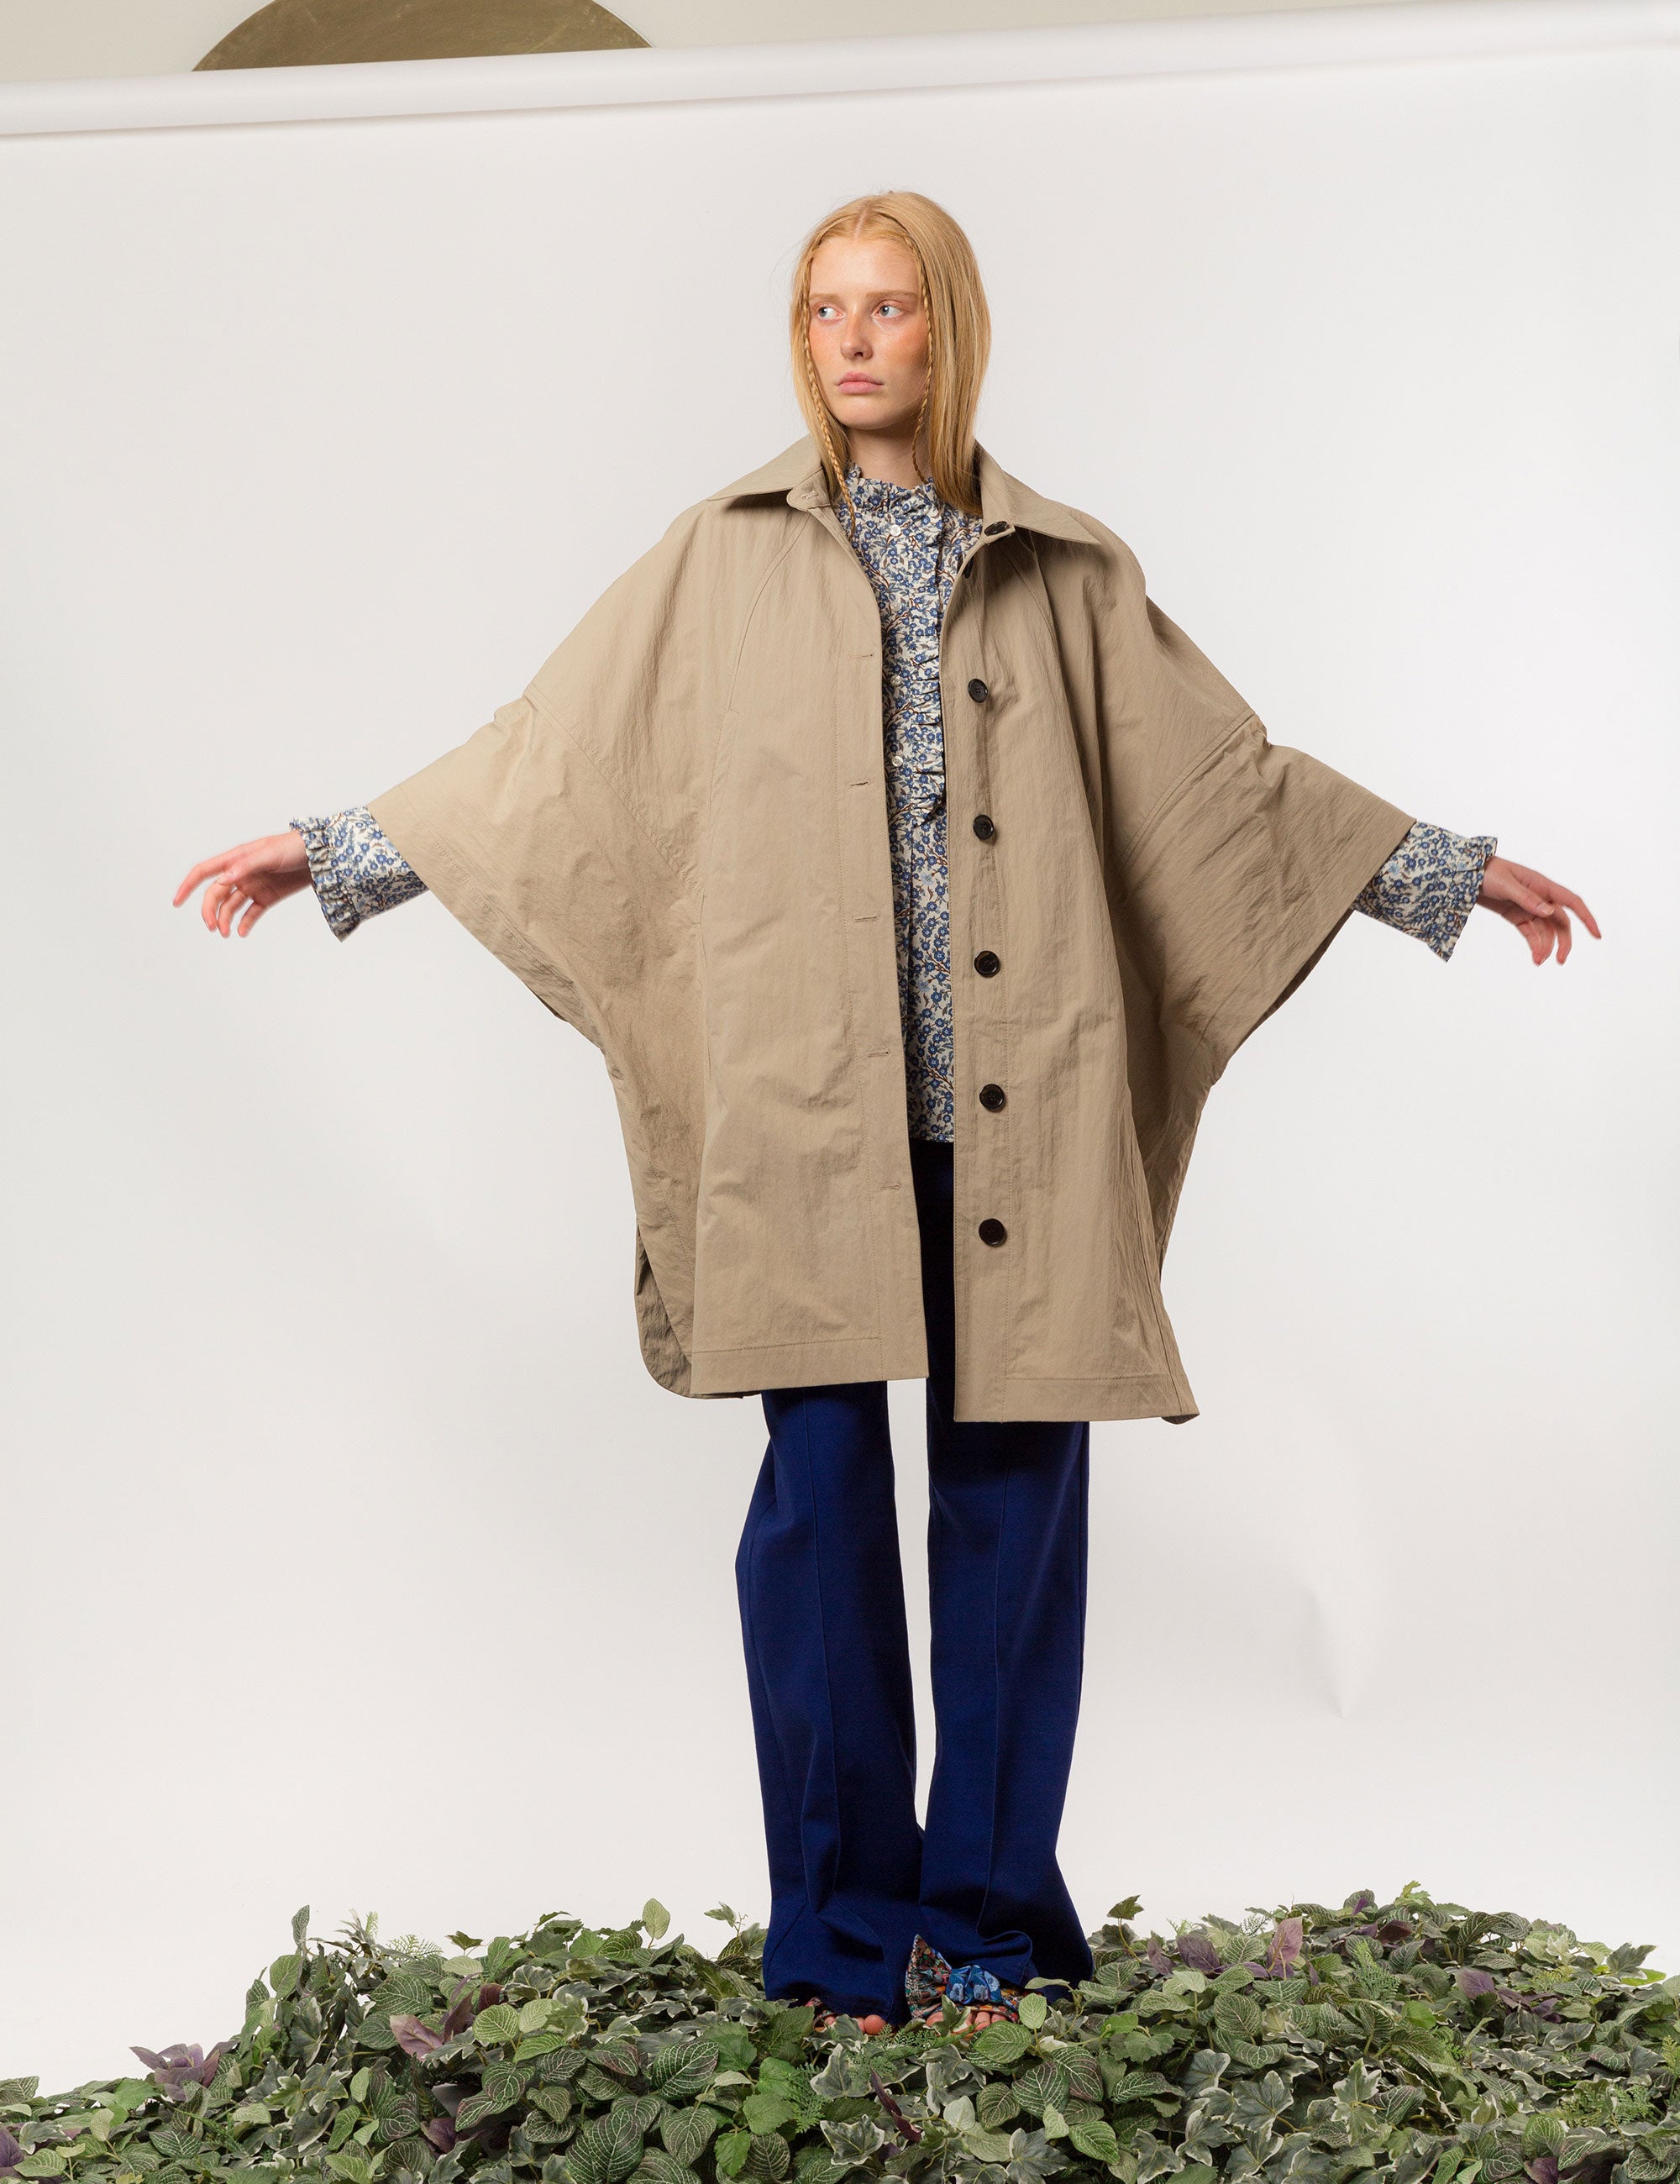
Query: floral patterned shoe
[{"left": 903, "top": 1935, "right": 1023, "bottom": 2031}]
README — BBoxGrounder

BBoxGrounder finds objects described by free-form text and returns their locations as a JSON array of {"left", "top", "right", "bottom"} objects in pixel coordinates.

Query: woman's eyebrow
[{"left": 809, "top": 288, "right": 920, "bottom": 305}]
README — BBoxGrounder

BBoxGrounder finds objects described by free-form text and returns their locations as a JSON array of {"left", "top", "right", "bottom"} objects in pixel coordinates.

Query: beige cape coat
[{"left": 369, "top": 434, "right": 1415, "bottom": 1425}]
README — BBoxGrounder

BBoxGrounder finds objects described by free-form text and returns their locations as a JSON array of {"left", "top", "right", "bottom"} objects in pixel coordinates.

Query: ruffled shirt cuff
[
  {"left": 1353, "top": 819, "right": 1497, "bottom": 962},
  {"left": 288, "top": 805, "right": 428, "bottom": 941}
]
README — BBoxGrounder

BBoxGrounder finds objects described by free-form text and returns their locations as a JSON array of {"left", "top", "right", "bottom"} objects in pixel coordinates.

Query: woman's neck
[{"left": 844, "top": 428, "right": 927, "bottom": 490}]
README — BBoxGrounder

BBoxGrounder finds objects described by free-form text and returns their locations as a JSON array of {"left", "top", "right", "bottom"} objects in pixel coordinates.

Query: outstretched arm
[
  {"left": 1354, "top": 821, "right": 1599, "bottom": 965},
  {"left": 289, "top": 806, "right": 428, "bottom": 940},
  {"left": 174, "top": 806, "right": 427, "bottom": 938}
]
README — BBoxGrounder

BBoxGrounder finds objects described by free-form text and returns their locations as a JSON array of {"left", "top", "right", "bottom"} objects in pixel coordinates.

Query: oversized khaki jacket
[{"left": 369, "top": 435, "right": 1415, "bottom": 1424}]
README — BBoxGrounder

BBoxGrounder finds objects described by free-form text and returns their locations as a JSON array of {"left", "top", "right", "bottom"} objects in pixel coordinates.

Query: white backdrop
[{"left": 2, "top": 7, "right": 1676, "bottom": 2095}]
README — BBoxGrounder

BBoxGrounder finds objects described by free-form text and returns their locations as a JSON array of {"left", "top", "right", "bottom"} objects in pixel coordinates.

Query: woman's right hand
[{"left": 174, "top": 828, "right": 312, "bottom": 937}]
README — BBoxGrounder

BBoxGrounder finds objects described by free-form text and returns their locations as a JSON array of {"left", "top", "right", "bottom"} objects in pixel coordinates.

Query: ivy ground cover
[{"left": 2, "top": 1888, "right": 1676, "bottom": 2184}]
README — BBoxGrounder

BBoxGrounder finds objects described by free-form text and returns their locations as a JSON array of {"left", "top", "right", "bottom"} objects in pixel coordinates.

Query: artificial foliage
[{"left": 3, "top": 1889, "right": 1677, "bottom": 2184}]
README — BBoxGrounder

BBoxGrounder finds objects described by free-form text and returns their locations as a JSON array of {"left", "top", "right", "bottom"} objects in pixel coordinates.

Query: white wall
[{"left": 2, "top": 8, "right": 1675, "bottom": 2096}]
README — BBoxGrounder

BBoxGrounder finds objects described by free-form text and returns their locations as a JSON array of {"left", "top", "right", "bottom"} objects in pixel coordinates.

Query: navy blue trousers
[{"left": 734, "top": 1139, "right": 1095, "bottom": 2024}]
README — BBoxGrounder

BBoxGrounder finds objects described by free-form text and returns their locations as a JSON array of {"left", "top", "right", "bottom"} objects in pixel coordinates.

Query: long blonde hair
[{"left": 789, "top": 191, "right": 991, "bottom": 522}]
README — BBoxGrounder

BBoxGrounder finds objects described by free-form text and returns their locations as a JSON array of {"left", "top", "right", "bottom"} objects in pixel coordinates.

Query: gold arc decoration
[{"left": 196, "top": 0, "right": 648, "bottom": 70}]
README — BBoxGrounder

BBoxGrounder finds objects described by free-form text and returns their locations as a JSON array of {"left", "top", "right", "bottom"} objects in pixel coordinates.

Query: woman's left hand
[{"left": 1477, "top": 854, "right": 1601, "bottom": 963}]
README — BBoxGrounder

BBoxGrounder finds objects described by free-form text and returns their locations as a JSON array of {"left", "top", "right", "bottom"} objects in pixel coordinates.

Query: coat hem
[
  {"left": 689, "top": 1344, "right": 1194, "bottom": 1425},
  {"left": 963, "top": 1373, "right": 1200, "bottom": 1425},
  {"left": 690, "top": 1331, "right": 930, "bottom": 1395}
]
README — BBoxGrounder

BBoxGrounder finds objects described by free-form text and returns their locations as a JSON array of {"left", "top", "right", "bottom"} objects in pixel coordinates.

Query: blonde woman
[{"left": 175, "top": 193, "right": 1597, "bottom": 2039}]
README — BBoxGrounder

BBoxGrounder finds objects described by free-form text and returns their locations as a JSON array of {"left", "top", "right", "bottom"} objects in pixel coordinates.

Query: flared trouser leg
[
  {"left": 735, "top": 1141, "right": 1094, "bottom": 2019},
  {"left": 736, "top": 1379, "right": 927, "bottom": 2019},
  {"left": 912, "top": 1141, "right": 1096, "bottom": 1997}
]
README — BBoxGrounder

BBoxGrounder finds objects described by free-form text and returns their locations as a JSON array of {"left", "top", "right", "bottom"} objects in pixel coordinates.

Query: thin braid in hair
[
  {"left": 911, "top": 262, "right": 934, "bottom": 485},
  {"left": 800, "top": 266, "right": 855, "bottom": 531}
]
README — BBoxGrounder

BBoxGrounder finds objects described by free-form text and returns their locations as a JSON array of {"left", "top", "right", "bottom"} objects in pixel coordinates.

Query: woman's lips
[{"left": 837, "top": 376, "right": 881, "bottom": 389}]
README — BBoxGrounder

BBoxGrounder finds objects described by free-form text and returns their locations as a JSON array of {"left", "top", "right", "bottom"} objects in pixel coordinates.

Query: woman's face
[{"left": 806, "top": 234, "right": 930, "bottom": 444}]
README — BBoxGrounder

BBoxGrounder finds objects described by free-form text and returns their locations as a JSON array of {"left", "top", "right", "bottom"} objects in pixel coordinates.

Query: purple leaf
[
  {"left": 129, "top": 2047, "right": 171, "bottom": 2072},
  {"left": 1528, "top": 2160, "right": 1559, "bottom": 2184},
  {"left": 1457, "top": 1969, "right": 1498, "bottom": 1998},
  {"left": 390, "top": 2015, "right": 447, "bottom": 2058},
  {"left": 1178, "top": 1933, "right": 1223, "bottom": 1977},
  {"left": 439, "top": 1992, "right": 475, "bottom": 2040},
  {"left": 1146, "top": 1939, "right": 1173, "bottom": 1978},
  {"left": 1347, "top": 1892, "right": 1376, "bottom": 1914},
  {"left": 194, "top": 2044, "right": 229, "bottom": 2088},
  {"left": 1266, "top": 1919, "right": 1305, "bottom": 1977},
  {"left": 421, "top": 2118, "right": 458, "bottom": 2154},
  {"left": 0, "top": 2128, "right": 24, "bottom": 2171}
]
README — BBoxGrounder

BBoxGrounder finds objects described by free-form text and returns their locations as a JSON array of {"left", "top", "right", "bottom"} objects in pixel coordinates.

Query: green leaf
[
  {"left": 715, "top": 2132, "right": 753, "bottom": 2181},
  {"left": 1071, "top": 2120, "right": 1123, "bottom": 2165},
  {"left": 741, "top": 2097, "right": 796, "bottom": 2137},
  {"left": 711, "top": 2028, "right": 758, "bottom": 2072},
  {"left": 475, "top": 2003, "right": 523, "bottom": 2047},
  {"left": 969, "top": 2021, "right": 1032, "bottom": 2069},
  {"left": 565, "top": 2111, "right": 650, "bottom": 2184},
  {"left": 268, "top": 1954, "right": 303, "bottom": 1998},
  {"left": 291, "top": 1907, "right": 311, "bottom": 1950},
  {"left": 483, "top": 2066, "right": 526, "bottom": 2113},
  {"left": 744, "top": 2133, "right": 791, "bottom": 2183},
  {"left": 659, "top": 2108, "right": 724, "bottom": 2166},
  {"left": 1013, "top": 2063, "right": 1072, "bottom": 2120},
  {"left": 1214, "top": 1996, "right": 1262, "bottom": 2045},
  {"left": 648, "top": 2043, "right": 719, "bottom": 2103},
  {"left": 975, "top": 2084, "right": 1021, "bottom": 2132},
  {"left": 485, "top": 1936, "right": 528, "bottom": 1982},
  {"left": 1108, "top": 2071, "right": 1174, "bottom": 2106},
  {"left": 635, "top": 2156, "right": 696, "bottom": 2184},
  {"left": 1017, "top": 1992, "right": 1049, "bottom": 2030},
  {"left": 643, "top": 1901, "right": 671, "bottom": 1943},
  {"left": 758, "top": 2007, "right": 815, "bottom": 2061}
]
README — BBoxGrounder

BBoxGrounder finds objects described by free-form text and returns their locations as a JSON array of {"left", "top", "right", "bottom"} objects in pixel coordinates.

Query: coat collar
[{"left": 707, "top": 433, "right": 1098, "bottom": 548}]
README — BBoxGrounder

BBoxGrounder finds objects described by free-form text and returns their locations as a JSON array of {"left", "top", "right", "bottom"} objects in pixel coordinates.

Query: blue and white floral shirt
[{"left": 292, "top": 470, "right": 1495, "bottom": 1142}]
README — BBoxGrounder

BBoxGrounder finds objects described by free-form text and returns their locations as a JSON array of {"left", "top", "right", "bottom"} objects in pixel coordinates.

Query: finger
[
  {"left": 201, "top": 876, "right": 230, "bottom": 933},
  {"left": 218, "top": 883, "right": 243, "bottom": 938},
  {"left": 1554, "top": 904, "right": 1572, "bottom": 965},
  {"left": 1548, "top": 885, "right": 1600, "bottom": 939},
  {"left": 174, "top": 854, "right": 235, "bottom": 906},
  {"left": 238, "top": 897, "right": 265, "bottom": 937}
]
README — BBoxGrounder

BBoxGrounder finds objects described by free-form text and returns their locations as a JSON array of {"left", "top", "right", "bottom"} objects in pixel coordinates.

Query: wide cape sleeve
[
  {"left": 361, "top": 507, "right": 717, "bottom": 1395},
  {"left": 1079, "top": 532, "right": 1419, "bottom": 1266}
]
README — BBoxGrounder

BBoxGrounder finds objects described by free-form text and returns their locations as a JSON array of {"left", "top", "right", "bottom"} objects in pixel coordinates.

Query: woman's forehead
[{"left": 810, "top": 232, "right": 919, "bottom": 291}]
